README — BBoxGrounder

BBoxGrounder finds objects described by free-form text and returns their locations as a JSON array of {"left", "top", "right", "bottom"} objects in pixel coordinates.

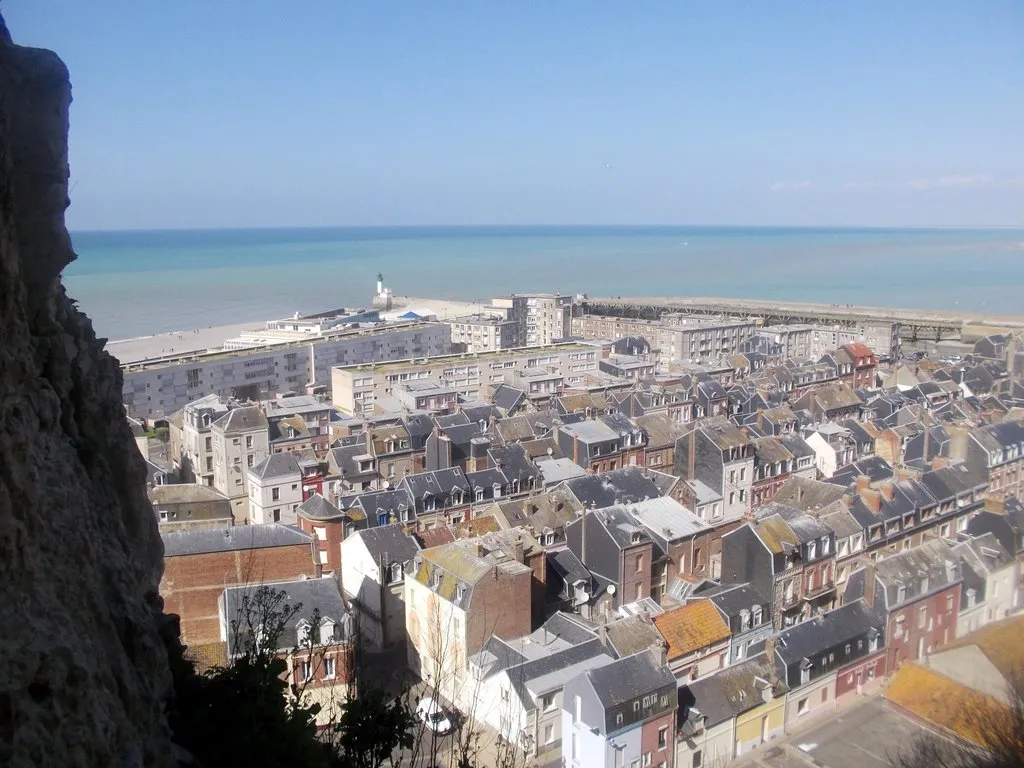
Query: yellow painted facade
[{"left": 734, "top": 697, "right": 786, "bottom": 754}]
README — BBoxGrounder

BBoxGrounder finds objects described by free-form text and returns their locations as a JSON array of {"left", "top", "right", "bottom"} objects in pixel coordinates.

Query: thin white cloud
[
  {"left": 770, "top": 180, "right": 813, "bottom": 192},
  {"left": 845, "top": 175, "right": 1024, "bottom": 191}
]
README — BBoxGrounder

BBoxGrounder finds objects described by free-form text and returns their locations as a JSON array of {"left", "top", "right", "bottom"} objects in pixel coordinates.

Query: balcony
[{"left": 803, "top": 583, "right": 837, "bottom": 601}]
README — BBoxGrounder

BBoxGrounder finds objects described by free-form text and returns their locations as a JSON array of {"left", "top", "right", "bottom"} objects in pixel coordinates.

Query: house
[
  {"left": 246, "top": 452, "right": 303, "bottom": 525},
  {"left": 562, "top": 650, "right": 677, "bottom": 768},
  {"left": 340, "top": 524, "right": 421, "bottom": 651},
  {"left": 773, "top": 599, "right": 884, "bottom": 729},
  {"left": 966, "top": 419, "right": 1024, "bottom": 501},
  {"left": 565, "top": 505, "right": 655, "bottom": 614},
  {"left": 690, "top": 583, "right": 773, "bottom": 665},
  {"left": 562, "top": 467, "right": 666, "bottom": 510},
  {"left": 486, "top": 487, "right": 584, "bottom": 550},
  {"left": 966, "top": 496, "right": 1024, "bottom": 562},
  {"left": 294, "top": 494, "right": 352, "bottom": 572},
  {"left": 750, "top": 436, "right": 797, "bottom": 508},
  {"left": 839, "top": 343, "right": 878, "bottom": 390},
  {"left": 468, "top": 614, "right": 614, "bottom": 756},
  {"left": 652, "top": 601, "right": 732, "bottom": 681},
  {"left": 211, "top": 405, "right": 270, "bottom": 523},
  {"left": 794, "top": 382, "right": 864, "bottom": 422},
  {"left": 636, "top": 413, "right": 690, "bottom": 473},
  {"left": 150, "top": 484, "right": 232, "bottom": 532},
  {"left": 675, "top": 418, "right": 755, "bottom": 522},
  {"left": 675, "top": 653, "right": 788, "bottom": 768},
  {"left": 160, "top": 524, "right": 317, "bottom": 646},
  {"left": 843, "top": 539, "right": 962, "bottom": 672},
  {"left": 557, "top": 417, "right": 646, "bottom": 473},
  {"left": 951, "top": 534, "right": 1019, "bottom": 637},
  {"left": 265, "top": 394, "right": 335, "bottom": 456},
  {"left": 405, "top": 532, "right": 534, "bottom": 707},
  {"left": 803, "top": 423, "right": 857, "bottom": 478},
  {"left": 614, "top": 496, "right": 713, "bottom": 599},
  {"left": 721, "top": 502, "right": 838, "bottom": 629},
  {"left": 220, "top": 576, "right": 355, "bottom": 726},
  {"left": 398, "top": 467, "right": 472, "bottom": 526},
  {"left": 175, "top": 394, "right": 232, "bottom": 486}
]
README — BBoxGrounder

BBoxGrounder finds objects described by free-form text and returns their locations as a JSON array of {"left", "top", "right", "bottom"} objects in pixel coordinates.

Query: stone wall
[{"left": 0, "top": 13, "right": 175, "bottom": 767}]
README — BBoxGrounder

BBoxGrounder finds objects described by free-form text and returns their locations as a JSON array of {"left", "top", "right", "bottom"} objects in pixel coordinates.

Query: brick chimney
[
  {"left": 862, "top": 562, "right": 877, "bottom": 609},
  {"left": 512, "top": 537, "right": 525, "bottom": 564},
  {"left": 880, "top": 482, "right": 895, "bottom": 502},
  {"left": 862, "top": 489, "right": 882, "bottom": 513},
  {"left": 855, "top": 474, "right": 871, "bottom": 494},
  {"left": 985, "top": 496, "right": 1006, "bottom": 514}
]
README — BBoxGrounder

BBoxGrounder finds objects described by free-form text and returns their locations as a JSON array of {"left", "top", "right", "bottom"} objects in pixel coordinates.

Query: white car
[{"left": 416, "top": 696, "right": 454, "bottom": 734}]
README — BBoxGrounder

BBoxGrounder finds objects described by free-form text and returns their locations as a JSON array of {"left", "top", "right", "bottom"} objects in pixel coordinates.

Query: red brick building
[
  {"left": 161, "top": 525, "right": 317, "bottom": 645},
  {"left": 843, "top": 539, "right": 962, "bottom": 674},
  {"left": 840, "top": 343, "right": 878, "bottom": 390}
]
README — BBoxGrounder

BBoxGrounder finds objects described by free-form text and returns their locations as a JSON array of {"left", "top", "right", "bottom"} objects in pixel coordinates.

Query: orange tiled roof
[
  {"left": 653, "top": 600, "right": 731, "bottom": 661},
  {"left": 842, "top": 342, "right": 875, "bottom": 359},
  {"left": 456, "top": 515, "right": 501, "bottom": 538},
  {"left": 885, "top": 663, "right": 1011, "bottom": 746}
]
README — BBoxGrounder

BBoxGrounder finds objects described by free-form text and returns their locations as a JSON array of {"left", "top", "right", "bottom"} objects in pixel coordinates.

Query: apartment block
[
  {"left": 330, "top": 343, "right": 599, "bottom": 416},
  {"left": 446, "top": 314, "right": 519, "bottom": 353},
  {"left": 573, "top": 314, "right": 758, "bottom": 366},
  {"left": 808, "top": 321, "right": 900, "bottom": 360},
  {"left": 510, "top": 293, "right": 573, "bottom": 346},
  {"left": 121, "top": 321, "right": 450, "bottom": 420}
]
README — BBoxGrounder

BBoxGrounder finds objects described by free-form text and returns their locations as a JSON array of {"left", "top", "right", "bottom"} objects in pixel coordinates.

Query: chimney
[
  {"left": 880, "top": 482, "right": 895, "bottom": 502},
  {"left": 985, "top": 496, "right": 1006, "bottom": 515},
  {"left": 855, "top": 475, "right": 871, "bottom": 494},
  {"left": 862, "top": 562, "right": 877, "bottom": 609},
  {"left": 763, "top": 635, "right": 777, "bottom": 662},
  {"left": 512, "top": 537, "right": 525, "bottom": 563},
  {"left": 863, "top": 489, "right": 882, "bottom": 513}
]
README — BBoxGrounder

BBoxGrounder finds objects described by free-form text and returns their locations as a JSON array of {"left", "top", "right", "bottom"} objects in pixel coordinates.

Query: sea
[{"left": 64, "top": 226, "right": 1024, "bottom": 341}]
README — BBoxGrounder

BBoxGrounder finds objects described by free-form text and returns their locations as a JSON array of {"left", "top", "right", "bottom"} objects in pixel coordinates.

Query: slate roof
[
  {"left": 356, "top": 487, "right": 414, "bottom": 519},
  {"left": 584, "top": 650, "right": 676, "bottom": 709},
  {"left": 603, "top": 615, "right": 666, "bottom": 658},
  {"left": 697, "top": 583, "right": 770, "bottom": 624},
  {"left": 626, "top": 497, "right": 711, "bottom": 543},
  {"left": 775, "top": 599, "right": 884, "bottom": 667},
  {"left": 249, "top": 452, "right": 301, "bottom": 481},
  {"left": 350, "top": 523, "right": 420, "bottom": 566},
  {"left": 547, "top": 548, "right": 591, "bottom": 588},
  {"left": 699, "top": 418, "right": 752, "bottom": 450},
  {"left": 635, "top": 413, "right": 690, "bottom": 448},
  {"left": 679, "top": 653, "right": 788, "bottom": 730},
  {"left": 536, "top": 457, "right": 588, "bottom": 485},
  {"left": 163, "top": 524, "right": 312, "bottom": 557},
  {"left": 495, "top": 415, "right": 536, "bottom": 443},
  {"left": 296, "top": 493, "right": 343, "bottom": 521},
  {"left": 563, "top": 467, "right": 664, "bottom": 509},
  {"left": 222, "top": 576, "right": 350, "bottom": 655},
  {"left": 653, "top": 601, "right": 731, "bottom": 660},
  {"left": 772, "top": 476, "right": 846, "bottom": 511},
  {"left": 401, "top": 467, "right": 470, "bottom": 498},
  {"left": 828, "top": 456, "right": 894, "bottom": 487},
  {"left": 871, "top": 539, "right": 962, "bottom": 608},
  {"left": 492, "top": 384, "right": 526, "bottom": 414},
  {"left": 213, "top": 406, "right": 268, "bottom": 433},
  {"left": 488, "top": 443, "right": 541, "bottom": 485}
]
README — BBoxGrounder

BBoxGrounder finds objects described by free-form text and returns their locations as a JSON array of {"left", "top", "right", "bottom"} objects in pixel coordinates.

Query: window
[
  {"left": 544, "top": 724, "right": 554, "bottom": 744},
  {"left": 390, "top": 562, "right": 403, "bottom": 584},
  {"left": 917, "top": 607, "right": 927, "bottom": 629},
  {"left": 233, "top": 438, "right": 240, "bottom": 446},
  {"left": 617, "top": 713, "right": 624, "bottom": 725},
  {"left": 246, "top": 435, "right": 253, "bottom": 449},
  {"left": 574, "top": 695, "right": 581, "bottom": 722},
  {"left": 300, "top": 661, "right": 312, "bottom": 682},
  {"left": 323, "top": 657, "right": 336, "bottom": 679},
  {"left": 797, "top": 697, "right": 808, "bottom": 715},
  {"left": 571, "top": 733, "right": 578, "bottom": 761},
  {"left": 273, "top": 509, "right": 281, "bottom": 523},
  {"left": 272, "top": 488, "right": 281, "bottom": 502},
  {"left": 643, "top": 754, "right": 652, "bottom": 767},
  {"left": 821, "top": 537, "right": 831, "bottom": 555},
  {"left": 635, "top": 554, "right": 644, "bottom": 573},
  {"left": 807, "top": 541, "right": 816, "bottom": 560},
  {"left": 739, "top": 467, "right": 746, "bottom": 481},
  {"left": 205, "top": 436, "right": 212, "bottom": 451},
  {"left": 541, "top": 693, "right": 555, "bottom": 712},
  {"left": 318, "top": 549, "right": 329, "bottom": 565},
  {"left": 692, "top": 750, "right": 702, "bottom": 768},
  {"left": 247, "top": 454, "right": 254, "bottom": 467},
  {"left": 658, "top": 726, "right": 668, "bottom": 750},
  {"left": 729, "top": 492, "right": 736, "bottom": 505},
  {"left": 946, "top": 594, "right": 954, "bottom": 612}
]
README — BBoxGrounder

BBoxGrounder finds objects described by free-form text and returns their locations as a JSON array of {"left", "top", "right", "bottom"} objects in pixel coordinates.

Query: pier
[{"left": 578, "top": 296, "right": 1024, "bottom": 342}]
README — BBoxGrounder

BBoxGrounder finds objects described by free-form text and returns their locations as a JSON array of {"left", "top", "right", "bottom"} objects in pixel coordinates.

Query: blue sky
[{"left": 6, "top": 1, "right": 1023, "bottom": 229}]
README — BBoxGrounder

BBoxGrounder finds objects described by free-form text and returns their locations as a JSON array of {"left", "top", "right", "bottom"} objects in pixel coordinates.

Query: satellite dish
[{"left": 606, "top": 585, "right": 616, "bottom": 595}]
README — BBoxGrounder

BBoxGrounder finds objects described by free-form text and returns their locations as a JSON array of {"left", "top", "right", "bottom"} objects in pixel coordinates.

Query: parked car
[{"left": 416, "top": 696, "right": 453, "bottom": 734}]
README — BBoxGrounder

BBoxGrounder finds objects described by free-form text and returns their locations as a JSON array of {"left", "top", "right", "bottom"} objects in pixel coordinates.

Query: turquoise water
[{"left": 64, "top": 226, "right": 1024, "bottom": 340}]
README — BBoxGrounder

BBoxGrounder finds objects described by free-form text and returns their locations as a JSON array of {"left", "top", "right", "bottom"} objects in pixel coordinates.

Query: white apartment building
[
  {"left": 808, "top": 321, "right": 900, "bottom": 360},
  {"left": 510, "top": 294, "right": 573, "bottom": 346},
  {"left": 446, "top": 314, "right": 519, "bottom": 353},
  {"left": 330, "top": 343, "right": 600, "bottom": 416},
  {"left": 176, "top": 394, "right": 231, "bottom": 485},
  {"left": 573, "top": 314, "right": 758, "bottom": 365},
  {"left": 122, "top": 321, "right": 450, "bottom": 420},
  {"left": 247, "top": 452, "right": 304, "bottom": 525},
  {"left": 210, "top": 406, "right": 270, "bottom": 523}
]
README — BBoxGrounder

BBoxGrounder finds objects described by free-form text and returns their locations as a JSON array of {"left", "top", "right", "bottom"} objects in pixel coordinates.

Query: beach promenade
[{"left": 105, "top": 321, "right": 263, "bottom": 365}]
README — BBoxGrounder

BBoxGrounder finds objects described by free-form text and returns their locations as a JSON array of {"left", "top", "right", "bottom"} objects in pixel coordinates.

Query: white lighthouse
[{"left": 372, "top": 271, "right": 393, "bottom": 310}]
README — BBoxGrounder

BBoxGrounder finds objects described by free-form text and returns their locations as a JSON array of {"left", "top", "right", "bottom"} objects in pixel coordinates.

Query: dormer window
[
  {"left": 739, "top": 609, "right": 751, "bottom": 630},
  {"left": 296, "top": 620, "right": 312, "bottom": 647},
  {"left": 752, "top": 606, "right": 763, "bottom": 625},
  {"left": 807, "top": 541, "right": 817, "bottom": 560},
  {"left": 319, "top": 619, "right": 337, "bottom": 645},
  {"left": 389, "top": 562, "right": 404, "bottom": 584},
  {"left": 897, "top": 585, "right": 907, "bottom": 603},
  {"left": 202, "top": 414, "right": 212, "bottom": 428}
]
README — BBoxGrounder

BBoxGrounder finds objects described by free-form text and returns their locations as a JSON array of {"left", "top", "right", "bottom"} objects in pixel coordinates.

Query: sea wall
[{"left": 0, "top": 13, "right": 175, "bottom": 767}]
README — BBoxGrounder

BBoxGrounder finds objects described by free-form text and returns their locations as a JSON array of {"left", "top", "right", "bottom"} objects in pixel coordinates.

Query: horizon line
[{"left": 70, "top": 222, "right": 1024, "bottom": 234}]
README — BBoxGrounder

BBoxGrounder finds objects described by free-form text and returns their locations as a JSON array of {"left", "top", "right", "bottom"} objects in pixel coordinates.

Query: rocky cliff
[{"left": 0, "top": 13, "right": 175, "bottom": 767}]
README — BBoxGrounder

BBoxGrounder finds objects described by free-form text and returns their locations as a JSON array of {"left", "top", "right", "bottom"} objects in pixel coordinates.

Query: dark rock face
[{"left": 0, "top": 14, "right": 174, "bottom": 768}]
